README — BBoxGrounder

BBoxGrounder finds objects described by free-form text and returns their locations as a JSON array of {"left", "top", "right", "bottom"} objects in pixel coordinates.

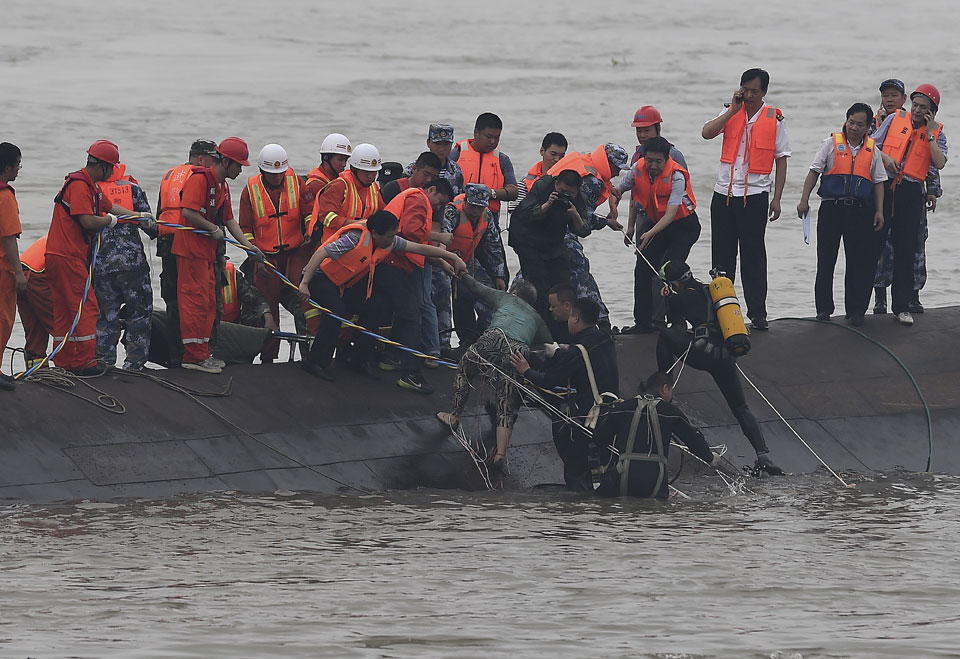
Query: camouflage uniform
[
  {"left": 403, "top": 123, "right": 464, "bottom": 196},
  {"left": 874, "top": 169, "right": 942, "bottom": 293},
  {"left": 94, "top": 181, "right": 155, "bottom": 370}
]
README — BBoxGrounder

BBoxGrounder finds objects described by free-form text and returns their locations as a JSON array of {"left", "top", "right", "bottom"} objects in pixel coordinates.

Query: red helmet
[
  {"left": 216, "top": 137, "right": 251, "bottom": 166},
  {"left": 911, "top": 84, "right": 941, "bottom": 110},
  {"left": 87, "top": 140, "right": 120, "bottom": 166},
  {"left": 631, "top": 105, "right": 663, "bottom": 128}
]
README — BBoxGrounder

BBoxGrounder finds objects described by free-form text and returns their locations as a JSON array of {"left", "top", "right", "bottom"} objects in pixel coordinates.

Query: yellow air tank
[{"left": 709, "top": 274, "right": 751, "bottom": 356}]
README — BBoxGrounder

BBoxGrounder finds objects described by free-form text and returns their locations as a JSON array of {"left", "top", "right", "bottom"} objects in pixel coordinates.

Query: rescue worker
[
  {"left": 297, "top": 209, "right": 466, "bottom": 382},
  {"left": 156, "top": 139, "right": 219, "bottom": 368},
  {"left": 17, "top": 236, "right": 53, "bottom": 370},
  {"left": 510, "top": 297, "right": 620, "bottom": 491},
  {"left": 436, "top": 275, "right": 551, "bottom": 471},
  {"left": 796, "top": 103, "right": 887, "bottom": 326},
  {"left": 310, "top": 143, "right": 384, "bottom": 241},
  {"left": 0, "top": 142, "right": 25, "bottom": 390},
  {"left": 173, "top": 137, "right": 263, "bottom": 373},
  {"left": 509, "top": 169, "right": 588, "bottom": 320},
  {"left": 655, "top": 261, "right": 783, "bottom": 475},
  {"left": 510, "top": 132, "right": 568, "bottom": 210},
  {"left": 545, "top": 283, "right": 576, "bottom": 344},
  {"left": 871, "top": 84, "right": 947, "bottom": 326},
  {"left": 702, "top": 68, "right": 791, "bottom": 331},
  {"left": 451, "top": 113, "right": 519, "bottom": 216},
  {"left": 629, "top": 105, "right": 688, "bottom": 168},
  {"left": 219, "top": 259, "right": 277, "bottom": 330},
  {"left": 616, "top": 136, "right": 701, "bottom": 333},
  {"left": 381, "top": 152, "right": 441, "bottom": 203},
  {"left": 45, "top": 140, "right": 148, "bottom": 374},
  {"left": 594, "top": 372, "right": 722, "bottom": 500},
  {"left": 403, "top": 123, "right": 464, "bottom": 196},
  {"left": 238, "top": 143, "right": 312, "bottom": 362},
  {"left": 379, "top": 180, "right": 456, "bottom": 394},
  {"left": 94, "top": 163, "right": 157, "bottom": 371}
]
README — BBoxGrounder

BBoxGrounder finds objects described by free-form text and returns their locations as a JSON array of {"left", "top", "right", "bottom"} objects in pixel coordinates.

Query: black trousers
[
  {"left": 515, "top": 248, "right": 570, "bottom": 320},
  {"left": 552, "top": 419, "right": 593, "bottom": 491},
  {"left": 877, "top": 180, "right": 924, "bottom": 315},
  {"left": 377, "top": 263, "right": 425, "bottom": 373},
  {"left": 634, "top": 212, "right": 701, "bottom": 326},
  {"left": 157, "top": 235, "right": 182, "bottom": 367},
  {"left": 306, "top": 271, "right": 383, "bottom": 369},
  {"left": 452, "top": 280, "right": 481, "bottom": 348},
  {"left": 710, "top": 191, "right": 769, "bottom": 321},
  {"left": 656, "top": 326, "right": 769, "bottom": 455},
  {"left": 815, "top": 200, "right": 881, "bottom": 318}
]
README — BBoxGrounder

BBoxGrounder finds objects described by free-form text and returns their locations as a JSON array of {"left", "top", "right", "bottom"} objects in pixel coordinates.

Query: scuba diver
[
  {"left": 656, "top": 260, "right": 784, "bottom": 476},
  {"left": 595, "top": 371, "right": 723, "bottom": 499}
]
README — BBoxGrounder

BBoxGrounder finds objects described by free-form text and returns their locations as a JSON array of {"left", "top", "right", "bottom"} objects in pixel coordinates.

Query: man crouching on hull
[
  {"left": 655, "top": 261, "right": 783, "bottom": 476},
  {"left": 595, "top": 372, "right": 723, "bottom": 499}
]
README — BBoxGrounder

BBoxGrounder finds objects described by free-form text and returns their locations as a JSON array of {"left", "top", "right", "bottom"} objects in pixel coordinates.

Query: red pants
[
  {"left": 0, "top": 270, "right": 15, "bottom": 375},
  {"left": 177, "top": 256, "right": 216, "bottom": 364},
  {"left": 47, "top": 254, "right": 98, "bottom": 373},
  {"left": 17, "top": 270, "right": 53, "bottom": 361}
]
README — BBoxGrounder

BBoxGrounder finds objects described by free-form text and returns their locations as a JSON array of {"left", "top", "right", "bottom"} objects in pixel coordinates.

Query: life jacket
[
  {"left": 51, "top": 170, "right": 109, "bottom": 253},
  {"left": 383, "top": 187, "right": 430, "bottom": 268},
  {"left": 20, "top": 235, "right": 47, "bottom": 273},
  {"left": 523, "top": 161, "right": 544, "bottom": 193},
  {"left": 818, "top": 133, "right": 876, "bottom": 202},
  {"left": 547, "top": 145, "right": 612, "bottom": 205},
  {"left": 158, "top": 163, "right": 195, "bottom": 237},
  {"left": 309, "top": 169, "right": 381, "bottom": 237},
  {"left": 245, "top": 168, "right": 304, "bottom": 253},
  {"left": 97, "top": 163, "right": 135, "bottom": 210},
  {"left": 221, "top": 261, "right": 240, "bottom": 324},
  {"left": 319, "top": 221, "right": 395, "bottom": 298},
  {"left": 720, "top": 104, "right": 781, "bottom": 196},
  {"left": 447, "top": 197, "right": 488, "bottom": 263},
  {"left": 880, "top": 110, "right": 943, "bottom": 182},
  {"left": 630, "top": 157, "right": 696, "bottom": 221},
  {"left": 456, "top": 139, "right": 505, "bottom": 213}
]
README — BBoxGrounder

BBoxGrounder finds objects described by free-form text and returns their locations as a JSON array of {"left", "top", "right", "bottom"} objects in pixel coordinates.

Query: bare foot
[{"left": 436, "top": 411, "right": 459, "bottom": 427}]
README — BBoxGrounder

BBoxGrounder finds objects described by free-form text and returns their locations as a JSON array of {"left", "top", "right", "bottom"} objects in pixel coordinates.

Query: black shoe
[
  {"left": 873, "top": 288, "right": 887, "bottom": 315},
  {"left": 397, "top": 372, "right": 434, "bottom": 395},
  {"left": 597, "top": 318, "right": 613, "bottom": 334},
  {"left": 620, "top": 323, "right": 656, "bottom": 335},
  {"left": 301, "top": 360, "right": 335, "bottom": 382},
  {"left": 815, "top": 312, "right": 830, "bottom": 321},
  {"left": 847, "top": 314, "right": 865, "bottom": 327},
  {"left": 0, "top": 373, "right": 16, "bottom": 391},
  {"left": 754, "top": 453, "right": 784, "bottom": 476},
  {"left": 76, "top": 361, "right": 109, "bottom": 377},
  {"left": 440, "top": 346, "right": 467, "bottom": 362},
  {"left": 908, "top": 297, "right": 924, "bottom": 314},
  {"left": 353, "top": 360, "right": 382, "bottom": 381},
  {"left": 751, "top": 317, "right": 769, "bottom": 331}
]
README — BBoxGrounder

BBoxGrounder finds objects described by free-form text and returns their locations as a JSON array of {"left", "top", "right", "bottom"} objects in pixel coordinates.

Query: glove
[
  {"left": 209, "top": 227, "right": 225, "bottom": 241},
  {"left": 250, "top": 249, "right": 267, "bottom": 264},
  {"left": 544, "top": 342, "right": 561, "bottom": 358},
  {"left": 106, "top": 213, "right": 118, "bottom": 228}
]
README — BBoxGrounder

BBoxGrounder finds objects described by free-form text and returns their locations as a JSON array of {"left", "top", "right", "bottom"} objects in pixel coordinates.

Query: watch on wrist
[{"left": 491, "top": 189, "right": 497, "bottom": 200}]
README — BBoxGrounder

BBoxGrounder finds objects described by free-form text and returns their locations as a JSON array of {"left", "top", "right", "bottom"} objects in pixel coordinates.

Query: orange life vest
[
  {"left": 880, "top": 110, "right": 943, "bottom": 181},
  {"left": 20, "top": 235, "right": 47, "bottom": 273},
  {"left": 383, "top": 187, "right": 430, "bottom": 269},
  {"left": 720, "top": 104, "right": 780, "bottom": 176},
  {"left": 547, "top": 145, "right": 613, "bottom": 205},
  {"left": 244, "top": 168, "right": 304, "bottom": 253},
  {"left": 158, "top": 163, "right": 195, "bottom": 237},
  {"left": 456, "top": 139, "right": 505, "bottom": 213},
  {"left": 817, "top": 133, "right": 876, "bottom": 201},
  {"left": 97, "top": 163, "right": 135, "bottom": 210},
  {"left": 630, "top": 158, "right": 696, "bottom": 221},
  {"left": 523, "top": 162, "right": 544, "bottom": 193},
  {"left": 309, "top": 169, "right": 381, "bottom": 237},
  {"left": 221, "top": 261, "right": 240, "bottom": 324},
  {"left": 319, "top": 221, "right": 394, "bottom": 298},
  {"left": 447, "top": 197, "right": 489, "bottom": 263},
  {"left": 50, "top": 169, "right": 109, "bottom": 255}
]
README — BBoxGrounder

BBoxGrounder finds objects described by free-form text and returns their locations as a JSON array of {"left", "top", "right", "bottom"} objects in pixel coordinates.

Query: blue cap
[
  {"left": 879, "top": 79, "right": 905, "bottom": 94},
  {"left": 428, "top": 123, "right": 455, "bottom": 143},
  {"left": 464, "top": 183, "right": 490, "bottom": 207},
  {"left": 604, "top": 143, "right": 629, "bottom": 171}
]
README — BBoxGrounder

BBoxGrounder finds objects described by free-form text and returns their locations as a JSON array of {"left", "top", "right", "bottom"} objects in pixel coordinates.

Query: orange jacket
[
  {"left": 48, "top": 169, "right": 109, "bottom": 260},
  {"left": 456, "top": 139, "right": 505, "bottom": 213},
  {"left": 720, "top": 104, "right": 780, "bottom": 175},
  {"left": 447, "top": 197, "right": 489, "bottom": 263},
  {"left": 818, "top": 133, "right": 876, "bottom": 201},
  {"left": 243, "top": 169, "right": 304, "bottom": 253},
  {"left": 319, "top": 221, "right": 394, "bottom": 298},
  {"left": 221, "top": 261, "right": 240, "bottom": 324},
  {"left": 171, "top": 167, "right": 226, "bottom": 262},
  {"left": 158, "top": 164, "right": 195, "bottom": 237},
  {"left": 309, "top": 169, "right": 382, "bottom": 239},
  {"left": 630, "top": 158, "right": 696, "bottom": 221},
  {"left": 20, "top": 235, "right": 47, "bottom": 273},
  {"left": 880, "top": 110, "right": 943, "bottom": 181}
]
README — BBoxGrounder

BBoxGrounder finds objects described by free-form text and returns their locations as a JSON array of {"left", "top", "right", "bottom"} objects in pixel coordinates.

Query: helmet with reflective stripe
[
  {"left": 217, "top": 137, "right": 251, "bottom": 166},
  {"left": 257, "top": 144, "right": 289, "bottom": 174},
  {"left": 87, "top": 140, "right": 120, "bottom": 166},
  {"left": 349, "top": 143, "right": 383, "bottom": 172},
  {"left": 320, "top": 133, "right": 353, "bottom": 157}
]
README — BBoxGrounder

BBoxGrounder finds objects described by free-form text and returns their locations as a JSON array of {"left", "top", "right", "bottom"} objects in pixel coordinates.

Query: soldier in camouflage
[{"left": 404, "top": 123, "right": 464, "bottom": 197}]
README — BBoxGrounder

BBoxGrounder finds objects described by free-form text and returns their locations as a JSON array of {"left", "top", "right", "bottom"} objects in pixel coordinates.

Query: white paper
[{"left": 802, "top": 209, "right": 811, "bottom": 245}]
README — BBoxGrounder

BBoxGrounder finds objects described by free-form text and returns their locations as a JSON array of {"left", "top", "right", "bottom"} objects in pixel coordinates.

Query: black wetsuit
[
  {"left": 655, "top": 280, "right": 769, "bottom": 456},
  {"left": 594, "top": 396, "right": 714, "bottom": 499}
]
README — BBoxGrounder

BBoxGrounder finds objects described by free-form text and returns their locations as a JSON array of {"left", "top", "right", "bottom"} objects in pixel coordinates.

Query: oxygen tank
[{"left": 708, "top": 272, "right": 751, "bottom": 356}]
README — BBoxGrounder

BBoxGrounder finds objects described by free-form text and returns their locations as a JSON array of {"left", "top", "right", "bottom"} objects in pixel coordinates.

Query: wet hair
[
  {"left": 0, "top": 142, "right": 21, "bottom": 170},
  {"left": 367, "top": 210, "right": 400, "bottom": 234},
  {"left": 571, "top": 297, "right": 600, "bottom": 326},
  {"left": 555, "top": 169, "right": 583, "bottom": 188},
  {"left": 512, "top": 280, "right": 537, "bottom": 306},
  {"left": 548, "top": 283, "right": 577, "bottom": 304},
  {"left": 643, "top": 371, "right": 672, "bottom": 394},
  {"left": 846, "top": 102, "right": 874, "bottom": 125},
  {"left": 414, "top": 151, "right": 442, "bottom": 170},
  {"left": 541, "top": 132, "right": 568, "bottom": 150},
  {"left": 425, "top": 178, "right": 454, "bottom": 200},
  {"left": 643, "top": 136, "right": 672, "bottom": 159},
  {"left": 740, "top": 67, "right": 770, "bottom": 92},
  {"left": 475, "top": 112, "right": 503, "bottom": 133}
]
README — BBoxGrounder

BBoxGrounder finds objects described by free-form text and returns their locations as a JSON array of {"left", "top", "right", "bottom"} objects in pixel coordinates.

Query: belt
[{"left": 823, "top": 198, "right": 865, "bottom": 207}]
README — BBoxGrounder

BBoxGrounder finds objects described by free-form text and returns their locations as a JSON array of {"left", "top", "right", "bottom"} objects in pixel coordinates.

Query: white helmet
[
  {"left": 349, "top": 143, "right": 383, "bottom": 172},
  {"left": 257, "top": 144, "right": 289, "bottom": 174},
  {"left": 320, "top": 133, "right": 352, "bottom": 157}
]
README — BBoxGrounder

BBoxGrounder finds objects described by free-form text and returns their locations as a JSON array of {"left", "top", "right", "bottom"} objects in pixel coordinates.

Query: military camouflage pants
[
  {"left": 95, "top": 267, "right": 153, "bottom": 370},
  {"left": 874, "top": 207, "right": 927, "bottom": 291}
]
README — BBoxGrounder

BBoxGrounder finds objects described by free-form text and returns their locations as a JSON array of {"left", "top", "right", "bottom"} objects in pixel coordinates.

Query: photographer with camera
[{"left": 508, "top": 168, "right": 587, "bottom": 322}]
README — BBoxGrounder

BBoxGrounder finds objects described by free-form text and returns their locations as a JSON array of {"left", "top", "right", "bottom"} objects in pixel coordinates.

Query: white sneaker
[
  {"left": 209, "top": 356, "right": 226, "bottom": 369},
  {"left": 896, "top": 312, "right": 914, "bottom": 326},
  {"left": 182, "top": 357, "right": 223, "bottom": 373}
]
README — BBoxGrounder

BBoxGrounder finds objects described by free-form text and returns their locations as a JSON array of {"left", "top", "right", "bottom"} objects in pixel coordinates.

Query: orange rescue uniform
[
  {"left": 309, "top": 169, "right": 382, "bottom": 239},
  {"left": 17, "top": 235, "right": 52, "bottom": 363},
  {"left": 0, "top": 181, "right": 22, "bottom": 372}
]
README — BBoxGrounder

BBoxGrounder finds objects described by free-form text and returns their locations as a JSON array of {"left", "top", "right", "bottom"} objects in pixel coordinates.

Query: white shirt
[
  {"left": 809, "top": 135, "right": 888, "bottom": 183},
  {"left": 711, "top": 104, "right": 792, "bottom": 196}
]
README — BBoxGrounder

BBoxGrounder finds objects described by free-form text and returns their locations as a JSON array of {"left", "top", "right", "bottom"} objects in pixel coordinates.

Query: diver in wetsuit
[
  {"left": 656, "top": 261, "right": 783, "bottom": 476},
  {"left": 595, "top": 371, "right": 722, "bottom": 499}
]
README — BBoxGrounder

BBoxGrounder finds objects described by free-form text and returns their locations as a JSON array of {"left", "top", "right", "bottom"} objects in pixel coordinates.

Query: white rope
[
  {"left": 619, "top": 228, "right": 663, "bottom": 278},
  {"left": 736, "top": 364, "right": 853, "bottom": 488}
]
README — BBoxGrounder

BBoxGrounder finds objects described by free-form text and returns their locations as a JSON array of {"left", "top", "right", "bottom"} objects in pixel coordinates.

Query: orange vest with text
[
  {"left": 456, "top": 139, "right": 505, "bottom": 213},
  {"left": 880, "top": 110, "right": 943, "bottom": 181},
  {"left": 97, "top": 163, "right": 135, "bottom": 210},
  {"left": 221, "top": 261, "right": 240, "bottom": 324},
  {"left": 245, "top": 168, "right": 304, "bottom": 253},
  {"left": 447, "top": 197, "right": 489, "bottom": 263},
  {"left": 720, "top": 104, "right": 780, "bottom": 175},
  {"left": 319, "top": 221, "right": 394, "bottom": 298},
  {"left": 158, "top": 163, "right": 195, "bottom": 237},
  {"left": 630, "top": 158, "right": 696, "bottom": 221},
  {"left": 309, "top": 169, "right": 382, "bottom": 237},
  {"left": 20, "top": 235, "right": 47, "bottom": 273}
]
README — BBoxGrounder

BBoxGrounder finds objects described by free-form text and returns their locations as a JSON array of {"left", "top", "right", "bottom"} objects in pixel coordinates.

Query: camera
[{"left": 556, "top": 191, "right": 575, "bottom": 209}]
